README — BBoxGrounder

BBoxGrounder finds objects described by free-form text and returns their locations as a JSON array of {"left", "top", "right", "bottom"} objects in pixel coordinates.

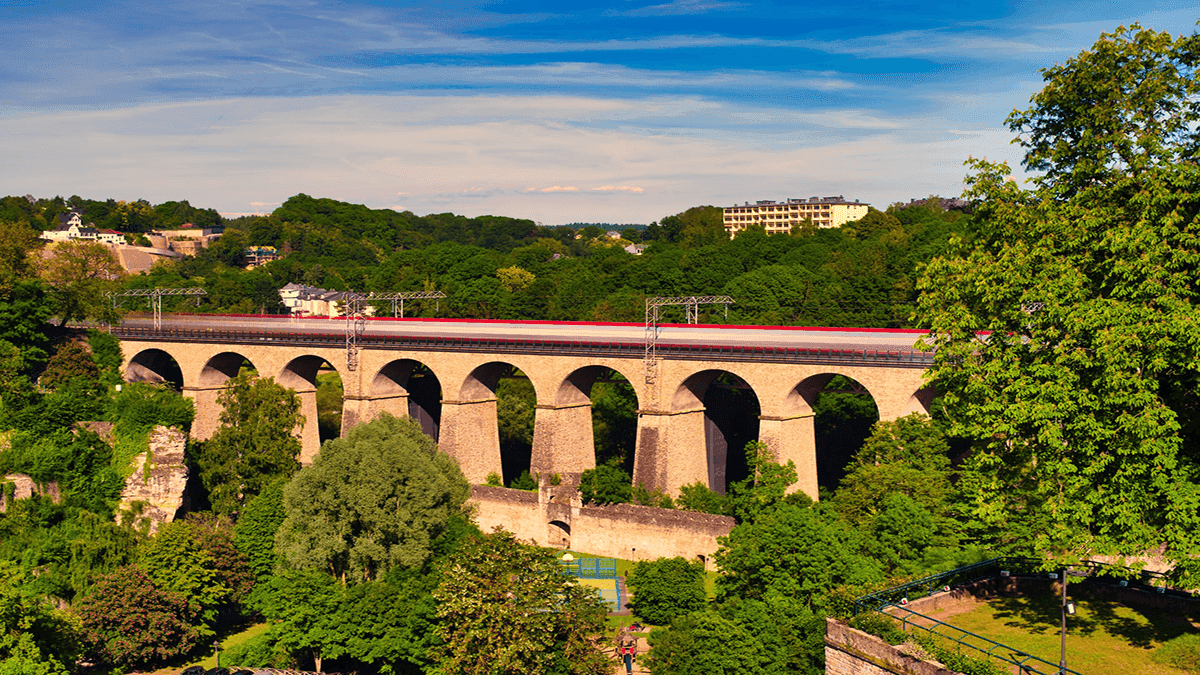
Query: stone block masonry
[{"left": 824, "top": 619, "right": 962, "bottom": 675}]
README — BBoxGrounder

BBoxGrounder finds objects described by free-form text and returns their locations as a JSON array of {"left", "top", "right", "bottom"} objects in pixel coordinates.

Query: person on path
[{"left": 615, "top": 627, "right": 638, "bottom": 675}]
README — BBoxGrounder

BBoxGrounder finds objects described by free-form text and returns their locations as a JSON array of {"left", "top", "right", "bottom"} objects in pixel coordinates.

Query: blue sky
[{"left": 1, "top": 1, "right": 1196, "bottom": 224}]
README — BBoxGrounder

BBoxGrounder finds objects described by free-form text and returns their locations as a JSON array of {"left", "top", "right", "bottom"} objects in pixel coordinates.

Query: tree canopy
[
  {"left": 917, "top": 23, "right": 1200, "bottom": 582},
  {"left": 195, "top": 372, "right": 304, "bottom": 516},
  {"left": 432, "top": 529, "right": 610, "bottom": 675},
  {"left": 276, "top": 413, "right": 469, "bottom": 582}
]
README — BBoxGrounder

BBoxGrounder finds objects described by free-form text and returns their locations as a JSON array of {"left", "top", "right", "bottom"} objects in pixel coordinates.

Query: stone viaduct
[{"left": 115, "top": 318, "right": 933, "bottom": 501}]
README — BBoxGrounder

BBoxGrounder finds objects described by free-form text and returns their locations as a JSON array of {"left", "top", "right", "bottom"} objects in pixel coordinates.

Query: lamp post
[
  {"left": 1059, "top": 568, "right": 1078, "bottom": 674},
  {"left": 213, "top": 640, "right": 221, "bottom": 669}
]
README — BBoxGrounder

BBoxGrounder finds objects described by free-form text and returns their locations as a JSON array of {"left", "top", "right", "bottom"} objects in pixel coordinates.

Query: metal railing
[
  {"left": 882, "top": 604, "right": 1082, "bottom": 675},
  {"left": 854, "top": 557, "right": 1043, "bottom": 614},
  {"left": 849, "top": 556, "right": 1186, "bottom": 675}
]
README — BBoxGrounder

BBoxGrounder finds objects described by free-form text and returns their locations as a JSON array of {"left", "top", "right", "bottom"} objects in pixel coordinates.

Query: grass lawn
[
  {"left": 922, "top": 590, "right": 1198, "bottom": 675},
  {"left": 189, "top": 621, "right": 270, "bottom": 670}
]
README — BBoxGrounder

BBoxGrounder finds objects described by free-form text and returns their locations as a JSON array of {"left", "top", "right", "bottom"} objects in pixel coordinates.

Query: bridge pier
[
  {"left": 294, "top": 388, "right": 320, "bottom": 466},
  {"left": 340, "top": 393, "right": 409, "bottom": 437},
  {"left": 531, "top": 403, "right": 595, "bottom": 477},
  {"left": 438, "top": 397, "right": 502, "bottom": 484},
  {"left": 183, "top": 385, "right": 226, "bottom": 442},
  {"left": 758, "top": 412, "right": 818, "bottom": 500},
  {"left": 633, "top": 409, "right": 708, "bottom": 497}
]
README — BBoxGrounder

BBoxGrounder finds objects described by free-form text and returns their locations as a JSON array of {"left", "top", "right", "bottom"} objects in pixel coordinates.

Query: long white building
[{"left": 723, "top": 195, "right": 869, "bottom": 235}]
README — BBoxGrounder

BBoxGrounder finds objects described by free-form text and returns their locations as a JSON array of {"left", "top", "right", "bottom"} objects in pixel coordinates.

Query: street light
[{"left": 213, "top": 640, "right": 221, "bottom": 669}]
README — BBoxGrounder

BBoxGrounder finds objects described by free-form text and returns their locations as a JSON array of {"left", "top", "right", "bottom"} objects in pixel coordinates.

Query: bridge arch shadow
[
  {"left": 371, "top": 359, "right": 442, "bottom": 441},
  {"left": 672, "top": 369, "right": 761, "bottom": 495},
  {"left": 199, "top": 351, "right": 258, "bottom": 386},
  {"left": 785, "top": 373, "right": 880, "bottom": 492},
  {"left": 125, "top": 348, "right": 184, "bottom": 391},
  {"left": 557, "top": 365, "right": 641, "bottom": 478}
]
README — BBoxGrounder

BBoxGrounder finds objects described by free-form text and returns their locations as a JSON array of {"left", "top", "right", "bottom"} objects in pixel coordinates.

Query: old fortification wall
[
  {"left": 469, "top": 483, "right": 734, "bottom": 567},
  {"left": 0, "top": 474, "right": 60, "bottom": 512},
  {"left": 824, "top": 619, "right": 962, "bottom": 675}
]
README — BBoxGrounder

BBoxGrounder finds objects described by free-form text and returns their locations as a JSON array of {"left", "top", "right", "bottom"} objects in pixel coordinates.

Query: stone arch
[
  {"left": 669, "top": 369, "right": 761, "bottom": 495},
  {"left": 367, "top": 359, "right": 442, "bottom": 440},
  {"left": 124, "top": 348, "right": 184, "bottom": 390},
  {"left": 784, "top": 372, "right": 881, "bottom": 492},
  {"left": 453, "top": 361, "right": 534, "bottom": 485},
  {"left": 546, "top": 364, "right": 641, "bottom": 476},
  {"left": 198, "top": 351, "right": 257, "bottom": 386},
  {"left": 548, "top": 520, "right": 571, "bottom": 549},
  {"left": 459, "top": 361, "right": 526, "bottom": 401},
  {"left": 279, "top": 355, "right": 345, "bottom": 445}
]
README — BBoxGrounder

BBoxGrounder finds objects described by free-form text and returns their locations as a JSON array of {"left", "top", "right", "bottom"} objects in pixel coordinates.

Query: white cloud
[{"left": 0, "top": 93, "right": 1024, "bottom": 225}]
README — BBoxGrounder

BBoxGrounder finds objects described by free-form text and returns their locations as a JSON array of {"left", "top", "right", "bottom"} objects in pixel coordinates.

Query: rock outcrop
[{"left": 117, "top": 425, "right": 189, "bottom": 532}]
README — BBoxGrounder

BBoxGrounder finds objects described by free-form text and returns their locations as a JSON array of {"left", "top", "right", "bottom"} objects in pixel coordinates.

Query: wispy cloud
[
  {"left": 592, "top": 185, "right": 645, "bottom": 193},
  {"left": 539, "top": 186, "right": 579, "bottom": 192},
  {"left": 612, "top": 0, "right": 746, "bottom": 17}
]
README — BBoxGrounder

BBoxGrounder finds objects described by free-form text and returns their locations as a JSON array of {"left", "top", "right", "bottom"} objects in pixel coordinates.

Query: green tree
[
  {"left": 645, "top": 610, "right": 765, "bottom": 675},
  {"left": 0, "top": 220, "right": 38, "bottom": 291},
  {"left": 917, "top": 25, "right": 1200, "bottom": 579},
  {"left": 831, "top": 414, "right": 954, "bottom": 531},
  {"left": 76, "top": 566, "right": 200, "bottom": 670},
  {"left": 36, "top": 240, "right": 124, "bottom": 325},
  {"left": 714, "top": 502, "right": 883, "bottom": 606},
  {"left": 432, "top": 529, "right": 610, "bottom": 675},
  {"left": 675, "top": 481, "right": 727, "bottom": 515},
  {"left": 275, "top": 414, "right": 469, "bottom": 581},
  {"left": 137, "top": 517, "right": 253, "bottom": 629},
  {"left": 194, "top": 372, "right": 304, "bottom": 516},
  {"left": 626, "top": 557, "right": 706, "bottom": 625},
  {"left": 1007, "top": 24, "right": 1200, "bottom": 197},
  {"left": 579, "top": 462, "right": 632, "bottom": 505},
  {"left": 726, "top": 441, "right": 799, "bottom": 524},
  {"left": 0, "top": 563, "right": 79, "bottom": 675},
  {"left": 235, "top": 476, "right": 288, "bottom": 583},
  {"left": 258, "top": 569, "right": 344, "bottom": 673},
  {"left": 38, "top": 341, "right": 99, "bottom": 392},
  {"left": 86, "top": 329, "right": 122, "bottom": 385}
]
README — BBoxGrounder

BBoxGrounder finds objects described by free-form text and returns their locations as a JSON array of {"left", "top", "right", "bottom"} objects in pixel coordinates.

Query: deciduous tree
[
  {"left": 275, "top": 413, "right": 468, "bottom": 581},
  {"left": 432, "top": 529, "right": 609, "bottom": 675},
  {"left": 917, "top": 26, "right": 1200, "bottom": 580},
  {"left": 195, "top": 372, "right": 303, "bottom": 516},
  {"left": 76, "top": 566, "right": 200, "bottom": 670},
  {"left": 627, "top": 557, "right": 706, "bottom": 626},
  {"left": 36, "top": 240, "right": 124, "bottom": 325}
]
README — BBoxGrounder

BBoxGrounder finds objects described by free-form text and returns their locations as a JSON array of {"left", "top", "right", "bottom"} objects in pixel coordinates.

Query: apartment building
[{"left": 722, "top": 196, "right": 869, "bottom": 236}]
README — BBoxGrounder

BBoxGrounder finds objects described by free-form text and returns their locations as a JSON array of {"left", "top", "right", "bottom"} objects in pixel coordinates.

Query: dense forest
[{"left": 2, "top": 21, "right": 1200, "bottom": 675}]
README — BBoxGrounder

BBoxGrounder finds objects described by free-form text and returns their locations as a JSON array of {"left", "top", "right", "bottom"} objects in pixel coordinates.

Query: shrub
[
  {"left": 848, "top": 613, "right": 905, "bottom": 645},
  {"left": 579, "top": 462, "right": 631, "bottom": 505},
  {"left": 627, "top": 557, "right": 707, "bottom": 625}
]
